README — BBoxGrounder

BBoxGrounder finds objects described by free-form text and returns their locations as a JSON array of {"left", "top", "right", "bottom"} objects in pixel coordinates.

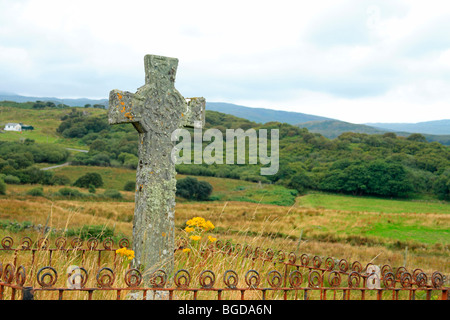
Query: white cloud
[{"left": 0, "top": 0, "right": 449, "bottom": 122}]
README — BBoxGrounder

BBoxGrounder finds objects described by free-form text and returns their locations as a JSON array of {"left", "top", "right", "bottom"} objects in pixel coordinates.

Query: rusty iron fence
[{"left": 0, "top": 235, "right": 448, "bottom": 300}]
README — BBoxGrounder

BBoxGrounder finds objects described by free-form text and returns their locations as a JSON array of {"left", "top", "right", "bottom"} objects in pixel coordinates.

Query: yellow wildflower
[
  {"left": 182, "top": 248, "right": 191, "bottom": 253},
  {"left": 190, "top": 235, "right": 201, "bottom": 241},
  {"left": 208, "top": 236, "right": 217, "bottom": 243},
  {"left": 204, "top": 220, "right": 215, "bottom": 231},
  {"left": 116, "top": 247, "right": 135, "bottom": 260},
  {"left": 185, "top": 226, "right": 194, "bottom": 233},
  {"left": 186, "top": 217, "right": 215, "bottom": 232}
]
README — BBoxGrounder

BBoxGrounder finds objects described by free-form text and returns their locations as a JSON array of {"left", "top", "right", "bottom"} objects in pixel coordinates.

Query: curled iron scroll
[
  {"left": 199, "top": 270, "right": 215, "bottom": 288},
  {"left": 103, "top": 237, "right": 114, "bottom": 250},
  {"left": 313, "top": 256, "right": 322, "bottom": 268},
  {"left": 352, "top": 261, "right": 362, "bottom": 273},
  {"left": 348, "top": 271, "right": 361, "bottom": 288},
  {"left": 431, "top": 272, "right": 444, "bottom": 288},
  {"left": 96, "top": 267, "right": 115, "bottom": 288},
  {"left": 339, "top": 259, "right": 349, "bottom": 272},
  {"left": 87, "top": 237, "right": 99, "bottom": 250},
  {"left": 1, "top": 236, "right": 13, "bottom": 249},
  {"left": 277, "top": 250, "right": 286, "bottom": 263},
  {"left": 325, "top": 257, "right": 335, "bottom": 271},
  {"left": 400, "top": 272, "right": 413, "bottom": 288},
  {"left": 224, "top": 241, "right": 233, "bottom": 255},
  {"left": 55, "top": 237, "right": 66, "bottom": 249},
  {"left": 245, "top": 270, "right": 260, "bottom": 288},
  {"left": 3, "top": 263, "right": 15, "bottom": 284},
  {"left": 267, "top": 270, "right": 283, "bottom": 288},
  {"left": 70, "top": 237, "right": 83, "bottom": 249},
  {"left": 264, "top": 248, "right": 274, "bottom": 261},
  {"left": 149, "top": 269, "right": 167, "bottom": 288},
  {"left": 308, "top": 270, "right": 322, "bottom": 288},
  {"left": 300, "top": 254, "right": 309, "bottom": 266},
  {"left": 125, "top": 268, "right": 142, "bottom": 288},
  {"left": 223, "top": 270, "right": 239, "bottom": 289},
  {"left": 381, "top": 264, "right": 392, "bottom": 277},
  {"left": 328, "top": 271, "right": 341, "bottom": 287},
  {"left": 288, "top": 270, "right": 303, "bottom": 288},
  {"left": 383, "top": 272, "right": 396, "bottom": 289},
  {"left": 174, "top": 269, "right": 190, "bottom": 288},
  {"left": 16, "top": 265, "right": 26, "bottom": 286},
  {"left": 415, "top": 272, "right": 428, "bottom": 288},
  {"left": 288, "top": 252, "right": 297, "bottom": 265},
  {"left": 21, "top": 237, "right": 32, "bottom": 250},
  {"left": 118, "top": 238, "right": 130, "bottom": 249},
  {"left": 37, "top": 266, "right": 58, "bottom": 288}
]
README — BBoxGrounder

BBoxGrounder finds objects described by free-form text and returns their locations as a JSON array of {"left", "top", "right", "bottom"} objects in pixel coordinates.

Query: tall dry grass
[{"left": 0, "top": 196, "right": 448, "bottom": 300}]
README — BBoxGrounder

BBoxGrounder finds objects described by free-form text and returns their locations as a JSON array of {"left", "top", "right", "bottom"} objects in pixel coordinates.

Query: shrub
[
  {"left": 0, "top": 178, "right": 6, "bottom": 195},
  {"left": 434, "top": 170, "right": 450, "bottom": 201},
  {"left": 103, "top": 189, "right": 122, "bottom": 199},
  {"left": 123, "top": 181, "right": 136, "bottom": 191},
  {"left": 50, "top": 174, "right": 71, "bottom": 186},
  {"left": 73, "top": 172, "right": 104, "bottom": 188},
  {"left": 26, "top": 186, "right": 44, "bottom": 197},
  {"left": 88, "top": 184, "right": 96, "bottom": 194},
  {"left": 58, "top": 187, "right": 84, "bottom": 198},
  {"left": 3, "top": 175, "right": 20, "bottom": 184},
  {"left": 176, "top": 176, "right": 213, "bottom": 201},
  {"left": 65, "top": 225, "right": 114, "bottom": 241}
]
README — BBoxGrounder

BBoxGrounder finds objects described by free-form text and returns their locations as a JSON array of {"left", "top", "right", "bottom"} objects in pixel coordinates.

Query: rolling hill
[
  {"left": 296, "top": 120, "right": 450, "bottom": 145},
  {"left": 366, "top": 119, "right": 450, "bottom": 135},
  {"left": 205, "top": 102, "right": 332, "bottom": 124},
  {"left": 1, "top": 93, "right": 449, "bottom": 145},
  {"left": 0, "top": 93, "right": 108, "bottom": 108}
]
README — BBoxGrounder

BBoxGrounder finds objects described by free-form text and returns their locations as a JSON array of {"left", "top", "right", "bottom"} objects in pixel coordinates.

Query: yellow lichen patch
[
  {"left": 121, "top": 106, "right": 126, "bottom": 113},
  {"left": 181, "top": 113, "right": 184, "bottom": 117},
  {"left": 121, "top": 101, "right": 125, "bottom": 106},
  {"left": 117, "top": 93, "right": 123, "bottom": 100},
  {"left": 124, "top": 112, "right": 133, "bottom": 120},
  {"left": 162, "top": 232, "right": 166, "bottom": 237}
]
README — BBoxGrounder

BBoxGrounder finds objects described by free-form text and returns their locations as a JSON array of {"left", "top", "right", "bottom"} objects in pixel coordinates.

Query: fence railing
[{"left": 0, "top": 235, "right": 448, "bottom": 300}]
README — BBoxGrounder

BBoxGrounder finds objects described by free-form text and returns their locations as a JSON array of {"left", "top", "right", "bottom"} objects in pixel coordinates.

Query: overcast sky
[{"left": 1, "top": 0, "right": 449, "bottom": 123}]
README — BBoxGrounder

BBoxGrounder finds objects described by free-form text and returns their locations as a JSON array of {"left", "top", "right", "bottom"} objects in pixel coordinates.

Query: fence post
[{"left": 22, "top": 286, "right": 34, "bottom": 300}]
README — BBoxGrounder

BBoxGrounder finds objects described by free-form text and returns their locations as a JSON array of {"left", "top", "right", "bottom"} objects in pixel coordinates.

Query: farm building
[
  {"left": 3, "top": 123, "right": 34, "bottom": 131},
  {"left": 4, "top": 123, "right": 22, "bottom": 131}
]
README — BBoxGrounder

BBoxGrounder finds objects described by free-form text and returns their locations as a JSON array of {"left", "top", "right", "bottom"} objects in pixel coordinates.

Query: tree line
[
  {"left": 54, "top": 108, "right": 449, "bottom": 200},
  {"left": 1, "top": 105, "right": 448, "bottom": 201}
]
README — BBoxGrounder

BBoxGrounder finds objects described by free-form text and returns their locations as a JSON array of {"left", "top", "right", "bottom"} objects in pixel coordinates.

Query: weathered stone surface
[{"left": 108, "top": 54, "right": 205, "bottom": 285}]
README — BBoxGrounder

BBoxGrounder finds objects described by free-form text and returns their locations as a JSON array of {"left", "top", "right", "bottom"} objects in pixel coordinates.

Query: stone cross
[{"left": 108, "top": 54, "right": 205, "bottom": 285}]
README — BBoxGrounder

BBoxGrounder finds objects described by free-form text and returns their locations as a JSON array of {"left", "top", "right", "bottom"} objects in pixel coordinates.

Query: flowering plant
[
  {"left": 182, "top": 217, "right": 217, "bottom": 254},
  {"left": 116, "top": 247, "right": 135, "bottom": 267}
]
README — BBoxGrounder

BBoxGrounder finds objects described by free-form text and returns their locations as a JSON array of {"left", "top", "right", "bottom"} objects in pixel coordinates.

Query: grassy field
[
  {"left": 0, "top": 178, "right": 448, "bottom": 300},
  {"left": 1, "top": 182, "right": 448, "bottom": 274},
  {"left": 0, "top": 104, "right": 448, "bottom": 297},
  {"left": 298, "top": 192, "right": 450, "bottom": 214},
  {"left": 0, "top": 104, "right": 103, "bottom": 149},
  {"left": 47, "top": 165, "right": 298, "bottom": 206}
]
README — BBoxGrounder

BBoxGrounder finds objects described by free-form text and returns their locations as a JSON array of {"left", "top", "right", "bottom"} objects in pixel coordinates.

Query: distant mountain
[
  {"left": 2, "top": 93, "right": 449, "bottom": 145},
  {"left": 206, "top": 102, "right": 331, "bottom": 125},
  {"left": 297, "top": 119, "right": 450, "bottom": 145},
  {"left": 0, "top": 93, "right": 108, "bottom": 108},
  {"left": 365, "top": 120, "right": 450, "bottom": 135},
  {"left": 297, "top": 120, "right": 388, "bottom": 138}
]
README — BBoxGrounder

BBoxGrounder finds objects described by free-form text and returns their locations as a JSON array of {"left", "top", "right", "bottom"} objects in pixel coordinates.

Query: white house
[{"left": 4, "top": 123, "right": 22, "bottom": 131}]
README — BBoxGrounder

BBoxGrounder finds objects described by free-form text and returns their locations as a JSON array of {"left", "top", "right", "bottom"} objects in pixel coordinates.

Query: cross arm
[
  {"left": 108, "top": 89, "right": 149, "bottom": 133},
  {"left": 182, "top": 97, "right": 206, "bottom": 128}
]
